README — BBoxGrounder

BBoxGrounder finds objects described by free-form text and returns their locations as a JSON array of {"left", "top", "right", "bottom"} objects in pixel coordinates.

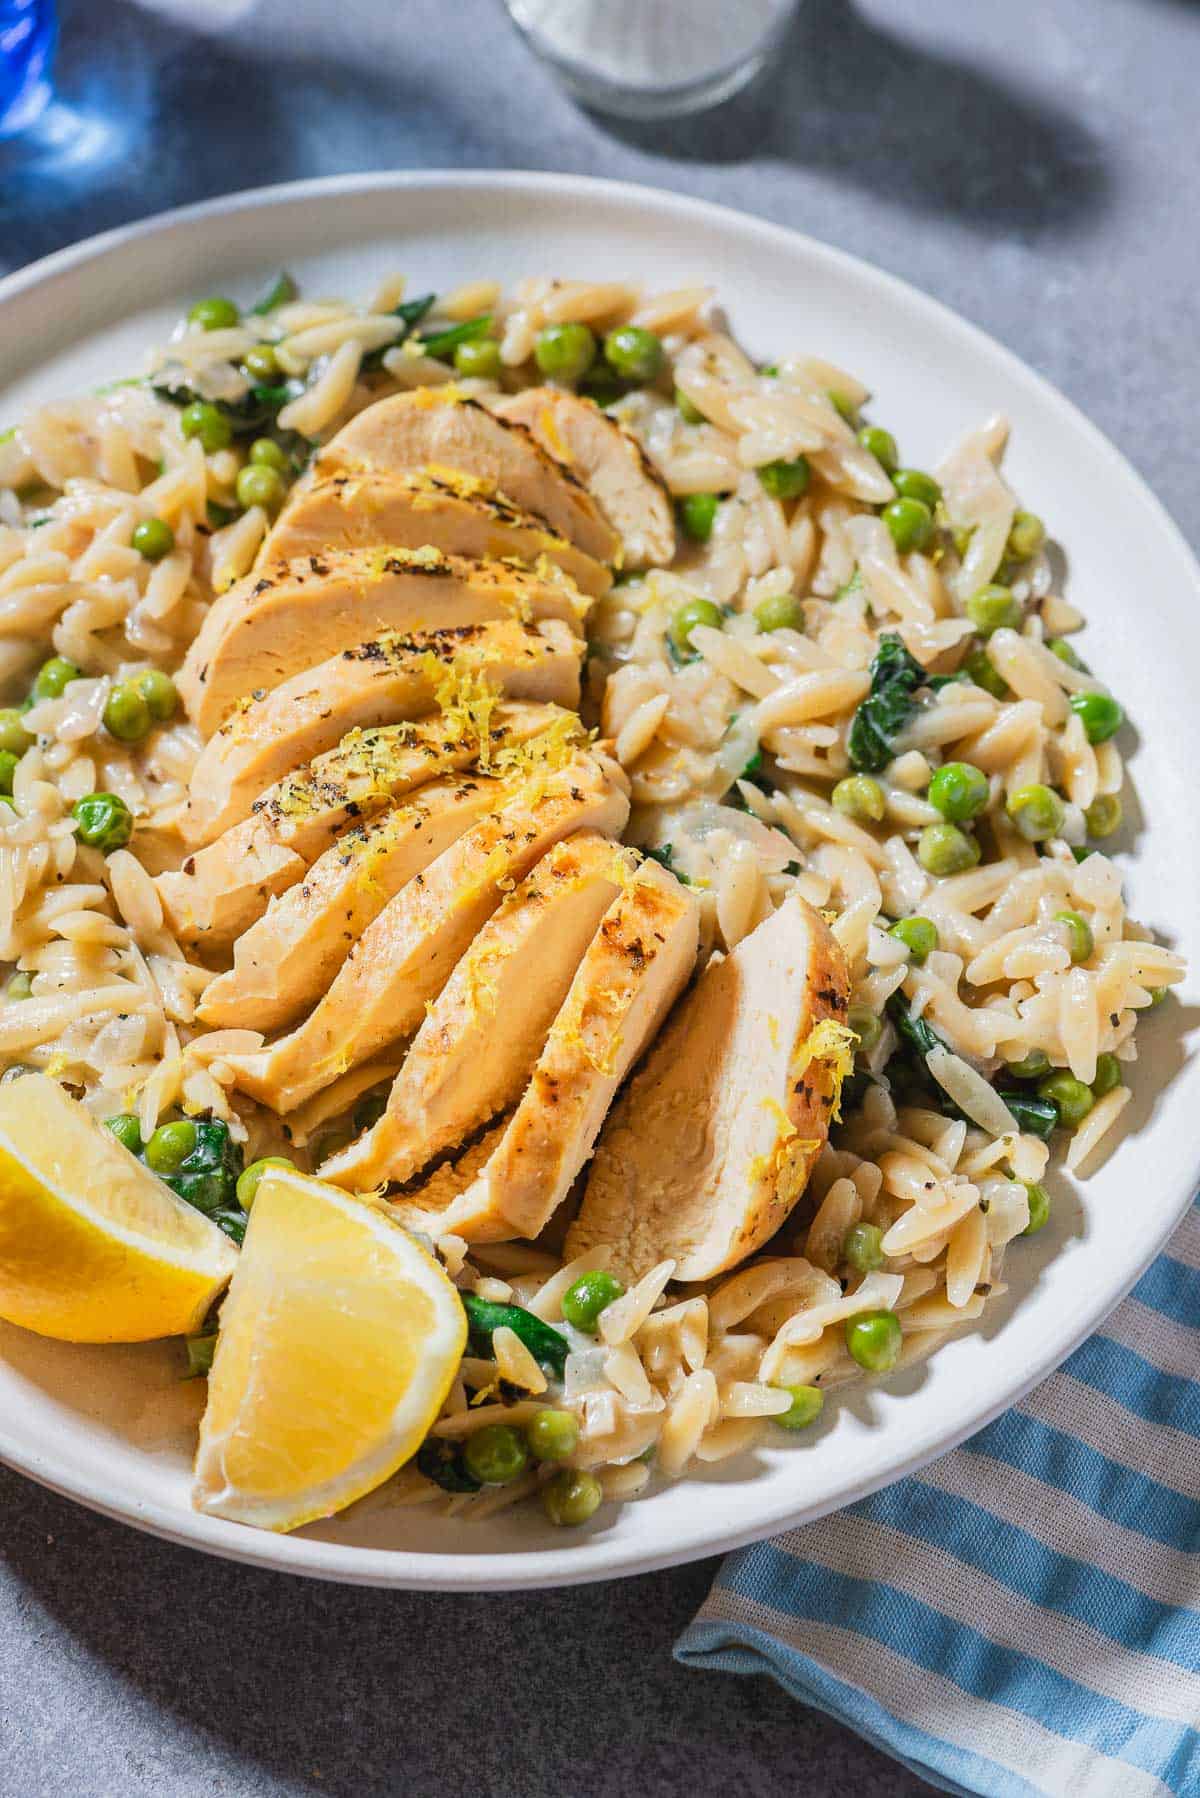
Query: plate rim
[{"left": 1, "top": 167, "right": 1196, "bottom": 1591}]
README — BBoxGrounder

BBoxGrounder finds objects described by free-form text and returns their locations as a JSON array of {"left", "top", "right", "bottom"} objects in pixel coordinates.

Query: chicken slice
[
  {"left": 321, "top": 833, "right": 635, "bottom": 1190},
  {"left": 157, "top": 702, "right": 578, "bottom": 951},
  {"left": 197, "top": 772, "right": 505, "bottom": 1033},
  {"left": 180, "top": 545, "right": 591, "bottom": 737},
  {"left": 496, "top": 388, "right": 675, "bottom": 569},
  {"left": 258, "top": 468, "right": 612, "bottom": 599},
  {"left": 315, "top": 390, "right": 620, "bottom": 564},
  {"left": 184, "top": 617, "right": 581, "bottom": 846},
  {"left": 393, "top": 858, "right": 699, "bottom": 1244},
  {"left": 566, "top": 895, "right": 852, "bottom": 1283},
  {"left": 223, "top": 750, "right": 630, "bottom": 1112}
]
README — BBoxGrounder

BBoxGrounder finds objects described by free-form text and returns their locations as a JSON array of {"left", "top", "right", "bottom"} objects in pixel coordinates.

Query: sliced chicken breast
[
  {"left": 566, "top": 894, "right": 852, "bottom": 1283},
  {"left": 223, "top": 750, "right": 630, "bottom": 1113},
  {"left": 157, "top": 702, "right": 578, "bottom": 950},
  {"left": 315, "top": 390, "right": 620, "bottom": 564},
  {"left": 180, "top": 545, "right": 591, "bottom": 737},
  {"left": 258, "top": 469, "right": 612, "bottom": 599},
  {"left": 197, "top": 772, "right": 504, "bottom": 1033},
  {"left": 184, "top": 618, "right": 582, "bottom": 846},
  {"left": 321, "top": 833, "right": 634, "bottom": 1190},
  {"left": 497, "top": 388, "right": 675, "bottom": 569},
  {"left": 394, "top": 858, "right": 699, "bottom": 1244}
]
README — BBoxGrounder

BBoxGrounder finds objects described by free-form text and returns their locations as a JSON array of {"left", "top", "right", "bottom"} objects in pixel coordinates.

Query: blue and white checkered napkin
[{"left": 676, "top": 1200, "right": 1200, "bottom": 1798}]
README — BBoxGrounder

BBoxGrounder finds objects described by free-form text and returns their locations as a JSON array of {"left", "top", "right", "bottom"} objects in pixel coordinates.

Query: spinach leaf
[
  {"left": 886, "top": 994, "right": 1060, "bottom": 1140},
  {"left": 393, "top": 292, "right": 436, "bottom": 332},
  {"left": 249, "top": 271, "right": 298, "bottom": 316},
  {"left": 157, "top": 1119, "right": 246, "bottom": 1245},
  {"left": 643, "top": 843, "right": 690, "bottom": 883},
  {"left": 415, "top": 314, "right": 493, "bottom": 360},
  {"left": 461, "top": 1292, "right": 569, "bottom": 1380},
  {"left": 153, "top": 380, "right": 303, "bottom": 436},
  {"left": 847, "top": 632, "right": 929, "bottom": 772},
  {"left": 416, "top": 1437, "right": 481, "bottom": 1494},
  {"left": 995, "top": 1092, "right": 1059, "bottom": 1140}
]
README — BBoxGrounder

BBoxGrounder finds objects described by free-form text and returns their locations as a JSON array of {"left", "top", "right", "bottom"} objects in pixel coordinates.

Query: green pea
[
  {"left": 754, "top": 591, "right": 804, "bottom": 634},
  {"left": 72, "top": 792, "right": 133, "bottom": 853},
  {"left": 541, "top": 1467, "right": 603, "bottom": 1527},
  {"left": 675, "top": 387, "right": 705, "bottom": 425},
  {"left": 187, "top": 296, "right": 240, "bottom": 331},
  {"left": 845, "top": 1309, "right": 902, "bottom": 1372},
  {"left": 241, "top": 343, "right": 280, "bottom": 381},
  {"left": 131, "top": 517, "right": 175, "bottom": 562},
  {"left": 1007, "top": 510, "right": 1046, "bottom": 560},
  {"left": 1069, "top": 690, "right": 1123, "bottom": 745},
  {"left": 774, "top": 1385, "right": 825, "bottom": 1430},
  {"left": 1092, "top": 1052, "right": 1122, "bottom": 1098},
  {"left": 757, "top": 457, "right": 811, "bottom": 501},
  {"left": 463, "top": 1423, "right": 529, "bottom": 1486},
  {"left": 1037, "top": 1070, "right": 1094, "bottom": 1128},
  {"left": 104, "top": 1113, "right": 143, "bottom": 1154},
  {"left": 0, "top": 751, "right": 17, "bottom": 796},
  {"left": 450, "top": 337, "right": 500, "bottom": 379},
  {"left": 180, "top": 401, "right": 233, "bottom": 454},
  {"left": 1006, "top": 1047, "right": 1050, "bottom": 1080},
  {"left": 963, "top": 647, "right": 1008, "bottom": 699},
  {"left": 966, "top": 583, "right": 1021, "bottom": 636},
  {"left": 1054, "top": 909, "right": 1094, "bottom": 965},
  {"left": 236, "top": 1155, "right": 294, "bottom": 1212},
  {"left": 1006, "top": 783, "right": 1066, "bottom": 843},
  {"left": 134, "top": 670, "right": 178, "bottom": 724},
  {"left": 603, "top": 325, "right": 663, "bottom": 384},
  {"left": 6, "top": 969, "right": 32, "bottom": 1001},
  {"left": 248, "top": 436, "right": 290, "bottom": 472},
  {"left": 847, "top": 1004, "right": 882, "bottom": 1053},
  {"left": 918, "top": 822, "right": 981, "bottom": 876},
  {"left": 882, "top": 496, "right": 934, "bottom": 554},
  {"left": 526, "top": 1408, "right": 579, "bottom": 1463},
  {"left": 1147, "top": 987, "right": 1169, "bottom": 1009},
  {"left": 144, "top": 1118, "right": 197, "bottom": 1174},
  {"left": 891, "top": 468, "right": 941, "bottom": 510},
  {"left": 1022, "top": 1181, "right": 1051, "bottom": 1234},
  {"left": 561, "top": 1269, "right": 625, "bottom": 1334},
  {"left": 0, "top": 709, "right": 32, "bottom": 756},
  {"left": 236, "top": 464, "right": 287, "bottom": 514},
  {"left": 825, "top": 389, "right": 856, "bottom": 423},
  {"left": 927, "top": 761, "right": 989, "bottom": 823},
  {"left": 832, "top": 774, "right": 885, "bottom": 823},
  {"left": 842, "top": 1222, "right": 885, "bottom": 1273},
  {"left": 534, "top": 322, "right": 597, "bottom": 383},
  {"left": 1047, "top": 637, "right": 1086, "bottom": 671},
  {"left": 857, "top": 425, "right": 898, "bottom": 473},
  {"left": 33, "top": 656, "right": 82, "bottom": 700},
  {"left": 889, "top": 916, "right": 938, "bottom": 963},
  {"left": 678, "top": 493, "right": 719, "bottom": 542},
  {"left": 668, "top": 597, "right": 723, "bottom": 657},
  {"left": 1084, "top": 794, "right": 1122, "bottom": 839},
  {"left": 103, "top": 681, "right": 152, "bottom": 744}
]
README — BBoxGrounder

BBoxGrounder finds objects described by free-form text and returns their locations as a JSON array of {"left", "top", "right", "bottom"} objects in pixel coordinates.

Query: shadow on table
[
  {"left": 589, "top": 0, "right": 1110, "bottom": 236},
  {"left": 0, "top": 1471, "right": 935, "bottom": 1798}
]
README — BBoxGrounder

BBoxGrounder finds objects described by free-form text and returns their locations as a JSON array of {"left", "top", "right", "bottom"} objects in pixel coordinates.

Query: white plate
[{"left": 1, "top": 172, "right": 1197, "bottom": 1591}]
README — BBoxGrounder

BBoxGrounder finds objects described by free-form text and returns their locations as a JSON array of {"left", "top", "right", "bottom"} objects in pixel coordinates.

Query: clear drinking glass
[
  {"left": 502, "top": 0, "right": 800, "bottom": 120},
  {"left": 0, "top": 0, "right": 55, "bottom": 138}
]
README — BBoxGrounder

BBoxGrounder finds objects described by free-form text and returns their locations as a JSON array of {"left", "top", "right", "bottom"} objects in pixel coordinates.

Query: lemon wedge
[
  {"left": 192, "top": 1168, "right": 466, "bottom": 1532},
  {"left": 0, "top": 1073, "right": 237, "bottom": 1343}
]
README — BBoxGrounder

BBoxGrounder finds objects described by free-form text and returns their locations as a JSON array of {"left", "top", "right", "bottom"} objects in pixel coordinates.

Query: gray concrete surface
[{"left": 1, "top": 1, "right": 1197, "bottom": 1793}]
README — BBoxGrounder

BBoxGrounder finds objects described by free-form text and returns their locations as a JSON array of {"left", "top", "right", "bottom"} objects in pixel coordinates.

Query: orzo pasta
[{"left": 0, "top": 265, "right": 1183, "bottom": 1535}]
